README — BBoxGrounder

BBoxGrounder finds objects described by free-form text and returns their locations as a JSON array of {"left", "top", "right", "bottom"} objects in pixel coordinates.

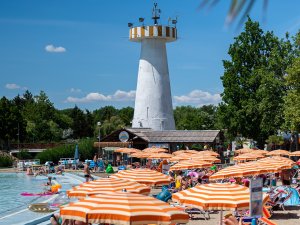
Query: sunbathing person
[{"left": 50, "top": 213, "right": 88, "bottom": 225}]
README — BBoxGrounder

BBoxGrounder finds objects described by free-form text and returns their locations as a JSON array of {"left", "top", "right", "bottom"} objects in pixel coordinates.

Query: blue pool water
[
  {"left": 0, "top": 173, "right": 49, "bottom": 215},
  {"left": 0, "top": 172, "right": 84, "bottom": 225}
]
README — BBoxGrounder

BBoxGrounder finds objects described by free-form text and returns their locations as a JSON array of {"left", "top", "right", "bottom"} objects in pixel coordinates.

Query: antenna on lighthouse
[{"left": 152, "top": 2, "right": 161, "bottom": 25}]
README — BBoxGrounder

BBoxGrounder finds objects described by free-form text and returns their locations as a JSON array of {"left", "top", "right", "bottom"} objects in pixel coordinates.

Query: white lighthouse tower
[{"left": 130, "top": 3, "right": 177, "bottom": 130}]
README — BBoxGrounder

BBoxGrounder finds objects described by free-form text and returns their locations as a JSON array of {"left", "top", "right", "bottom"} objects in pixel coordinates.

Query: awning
[{"left": 94, "top": 142, "right": 130, "bottom": 148}]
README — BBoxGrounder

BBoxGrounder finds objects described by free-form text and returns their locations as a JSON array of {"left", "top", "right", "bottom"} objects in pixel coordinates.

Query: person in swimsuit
[{"left": 83, "top": 161, "right": 91, "bottom": 182}]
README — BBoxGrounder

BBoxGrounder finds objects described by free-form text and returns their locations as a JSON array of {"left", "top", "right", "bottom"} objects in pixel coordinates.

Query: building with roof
[{"left": 94, "top": 128, "right": 224, "bottom": 163}]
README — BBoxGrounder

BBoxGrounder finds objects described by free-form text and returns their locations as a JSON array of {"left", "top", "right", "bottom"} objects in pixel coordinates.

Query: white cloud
[
  {"left": 5, "top": 83, "right": 28, "bottom": 90},
  {"left": 65, "top": 90, "right": 136, "bottom": 103},
  {"left": 45, "top": 44, "right": 66, "bottom": 53},
  {"left": 174, "top": 90, "right": 221, "bottom": 106},
  {"left": 70, "top": 88, "right": 82, "bottom": 93},
  {"left": 5, "top": 83, "right": 20, "bottom": 89}
]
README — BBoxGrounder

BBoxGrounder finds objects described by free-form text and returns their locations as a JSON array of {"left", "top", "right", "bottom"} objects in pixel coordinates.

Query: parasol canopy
[
  {"left": 129, "top": 152, "right": 150, "bottom": 158},
  {"left": 197, "top": 150, "right": 220, "bottom": 157},
  {"left": 172, "top": 183, "right": 269, "bottom": 211},
  {"left": 110, "top": 169, "right": 172, "bottom": 186},
  {"left": 114, "top": 148, "right": 141, "bottom": 154},
  {"left": 66, "top": 178, "right": 151, "bottom": 198},
  {"left": 235, "top": 148, "right": 254, "bottom": 155},
  {"left": 169, "top": 160, "right": 212, "bottom": 171},
  {"left": 209, "top": 157, "right": 295, "bottom": 180},
  {"left": 266, "top": 149, "right": 290, "bottom": 156},
  {"left": 172, "top": 150, "right": 199, "bottom": 155},
  {"left": 74, "top": 144, "right": 79, "bottom": 160},
  {"left": 60, "top": 192, "right": 189, "bottom": 225},
  {"left": 143, "top": 147, "right": 168, "bottom": 153},
  {"left": 191, "top": 155, "right": 221, "bottom": 163},
  {"left": 147, "top": 153, "right": 173, "bottom": 159},
  {"left": 290, "top": 151, "right": 300, "bottom": 156}
]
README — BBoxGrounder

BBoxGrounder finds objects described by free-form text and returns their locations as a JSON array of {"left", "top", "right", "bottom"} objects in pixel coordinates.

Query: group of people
[{"left": 168, "top": 167, "right": 218, "bottom": 192}]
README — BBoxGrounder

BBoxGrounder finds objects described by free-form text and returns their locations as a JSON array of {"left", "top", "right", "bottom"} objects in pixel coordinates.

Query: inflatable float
[
  {"left": 28, "top": 203, "right": 56, "bottom": 213},
  {"left": 21, "top": 192, "right": 54, "bottom": 196}
]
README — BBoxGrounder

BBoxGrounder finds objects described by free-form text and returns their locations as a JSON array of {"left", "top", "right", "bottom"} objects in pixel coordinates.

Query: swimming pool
[{"left": 0, "top": 172, "right": 84, "bottom": 225}]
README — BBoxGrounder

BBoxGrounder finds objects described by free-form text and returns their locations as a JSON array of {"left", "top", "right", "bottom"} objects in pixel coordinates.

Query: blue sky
[{"left": 1, "top": 0, "right": 300, "bottom": 110}]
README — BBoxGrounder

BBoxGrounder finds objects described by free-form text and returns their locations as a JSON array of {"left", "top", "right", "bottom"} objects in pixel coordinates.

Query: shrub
[
  {"left": 0, "top": 155, "right": 13, "bottom": 167},
  {"left": 35, "top": 139, "right": 95, "bottom": 164}
]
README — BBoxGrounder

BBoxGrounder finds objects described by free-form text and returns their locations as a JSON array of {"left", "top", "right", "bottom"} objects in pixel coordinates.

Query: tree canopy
[{"left": 217, "top": 17, "right": 295, "bottom": 147}]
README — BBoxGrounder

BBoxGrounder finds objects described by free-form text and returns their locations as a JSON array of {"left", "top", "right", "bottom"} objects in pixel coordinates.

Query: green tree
[
  {"left": 266, "top": 135, "right": 284, "bottom": 150},
  {"left": 101, "top": 116, "right": 125, "bottom": 136},
  {"left": 70, "top": 106, "right": 87, "bottom": 139},
  {"left": 22, "top": 91, "right": 57, "bottom": 141},
  {"left": 174, "top": 105, "right": 217, "bottom": 130},
  {"left": 284, "top": 57, "right": 300, "bottom": 132},
  {"left": 217, "top": 18, "right": 293, "bottom": 147},
  {"left": 0, "top": 97, "right": 22, "bottom": 149},
  {"left": 93, "top": 106, "right": 118, "bottom": 125},
  {"left": 118, "top": 107, "right": 134, "bottom": 126}
]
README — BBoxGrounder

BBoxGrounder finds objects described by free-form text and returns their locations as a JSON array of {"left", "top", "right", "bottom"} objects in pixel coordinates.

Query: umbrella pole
[{"left": 219, "top": 210, "right": 223, "bottom": 225}]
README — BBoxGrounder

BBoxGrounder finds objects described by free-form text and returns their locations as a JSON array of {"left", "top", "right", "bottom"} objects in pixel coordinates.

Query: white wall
[{"left": 132, "top": 38, "right": 175, "bottom": 130}]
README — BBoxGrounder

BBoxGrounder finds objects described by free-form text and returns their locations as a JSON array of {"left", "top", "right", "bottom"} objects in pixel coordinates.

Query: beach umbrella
[
  {"left": 129, "top": 152, "right": 150, "bottom": 158},
  {"left": 233, "top": 153, "right": 264, "bottom": 162},
  {"left": 290, "top": 151, "right": 300, "bottom": 156},
  {"left": 258, "top": 156, "right": 294, "bottom": 164},
  {"left": 143, "top": 147, "right": 168, "bottom": 153},
  {"left": 168, "top": 155, "right": 188, "bottom": 162},
  {"left": 60, "top": 192, "right": 189, "bottom": 225},
  {"left": 266, "top": 149, "right": 290, "bottom": 156},
  {"left": 110, "top": 169, "right": 172, "bottom": 186},
  {"left": 169, "top": 160, "right": 212, "bottom": 171},
  {"left": 209, "top": 157, "right": 294, "bottom": 180},
  {"left": 172, "top": 150, "right": 199, "bottom": 155},
  {"left": 235, "top": 148, "right": 253, "bottom": 155},
  {"left": 252, "top": 150, "right": 269, "bottom": 155},
  {"left": 197, "top": 150, "right": 220, "bottom": 157},
  {"left": 66, "top": 178, "right": 151, "bottom": 198},
  {"left": 74, "top": 144, "right": 79, "bottom": 160},
  {"left": 114, "top": 148, "right": 141, "bottom": 154},
  {"left": 172, "top": 183, "right": 269, "bottom": 211},
  {"left": 147, "top": 153, "right": 173, "bottom": 159},
  {"left": 191, "top": 155, "right": 221, "bottom": 163}
]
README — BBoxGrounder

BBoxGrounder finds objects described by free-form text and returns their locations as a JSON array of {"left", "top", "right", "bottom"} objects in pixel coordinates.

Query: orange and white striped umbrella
[
  {"left": 115, "top": 148, "right": 141, "bottom": 154},
  {"left": 147, "top": 153, "right": 173, "bottom": 159},
  {"left": 233, "top": 153, "right": 264, "bottom": 162},
  {"left": 169, "top": 153, "right": 194, "bottom": 161},
  {"left": 266, "top": 149, "right": 290, "bottom": 156},
  {"left": 191, "top": 155, "right": 221, "bottom": 163},
  {"left": 110, "top": 169, "right": 172, "bottom": 186},
  {"left": 235, "top": 148, "right": 254, "bottom": 154},
  {"left": 172, "top": 183, "right": 269, "bottom": 211},
  {"left": 252, "top": 150, "right": 269, "bottom": 155},
  {"left": 66, "top": 178, "right": 151, "bottom": 198},
  {"left": 172, "top": 150, "right": 199, "bottom": 155},
  {"left": 169, "top": 160, "right": 212, "bottom": 171},
  {"left": 209, "top": 157, "right": 294, "bottom": 180},
  {"left": 168, "top": 155, "right": 189, "bottom": 162},
  {"left": 258, "top": 156, "right": 294, "bottom": 169},
  {"left": 129, "top": 152, "right": 150, "bottom": 158},
  {"left": 209, "top": 163, "right": 262, "bottom": 180},
  {"left": 143, "top": 147, "right": 168, "bottom": 153},
  {"left": 197, "top": 150, "right": 220, "bottom": 157},
  {"left": 290, "top": 151, "right": 300, "bottom": 156},
  {"left": 60, "top": 192, "right": 189, "bottom": 225}
]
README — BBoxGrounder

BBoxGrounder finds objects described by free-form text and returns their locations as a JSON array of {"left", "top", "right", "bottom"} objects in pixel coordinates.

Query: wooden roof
[{"left": 100, "top": 128, "right": 221, "bottom": 144}]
